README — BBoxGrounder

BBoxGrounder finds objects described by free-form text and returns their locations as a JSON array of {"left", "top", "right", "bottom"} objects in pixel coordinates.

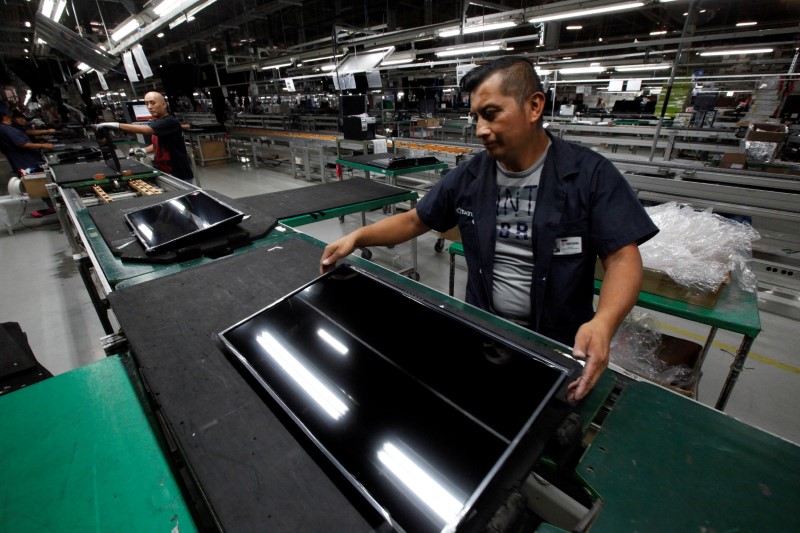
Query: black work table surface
[
  {"left": 107, "top": 231, "right": 570, "bottom": 532},
  {"left": 108, "top": 234, "right": 376, "bottom": 532},
  {"left": 236, "top": 177, "right": 413, "bottom": 221}
]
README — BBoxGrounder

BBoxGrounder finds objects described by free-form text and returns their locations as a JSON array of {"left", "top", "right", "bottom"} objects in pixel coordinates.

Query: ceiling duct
[{"left": 34, "top": 12, "right": 120, "bottom": 72}]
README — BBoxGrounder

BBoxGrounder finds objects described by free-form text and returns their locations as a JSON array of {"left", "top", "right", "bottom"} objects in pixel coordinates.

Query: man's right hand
[{"left": 320, "top": 234, "right": 359, "bottom": 274}]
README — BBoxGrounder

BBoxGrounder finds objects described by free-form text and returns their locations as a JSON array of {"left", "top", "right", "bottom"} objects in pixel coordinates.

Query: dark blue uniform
[
  {"left": 0, "top": 123, "right": 45, "bottom": 176},
  {"left": 416, "top": 131, "right": 659, "bottom": 346}
]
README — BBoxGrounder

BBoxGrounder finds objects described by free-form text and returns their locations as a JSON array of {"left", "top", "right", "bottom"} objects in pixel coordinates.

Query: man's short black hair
[{"left": 460, "top": 56, "right": 544, "bottom": 109}]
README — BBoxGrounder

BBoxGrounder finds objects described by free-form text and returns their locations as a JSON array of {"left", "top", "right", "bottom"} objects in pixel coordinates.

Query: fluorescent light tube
[
  {"left": 52, "top": 0, "right": 67, "bottom": 22},
  {"left": 41, "top": 0, "right": 54, "bottom": 18},
  {"left": 261, "top": 62, "right": 293, "bottom": 70},
  {"left": 111, "top": 19, "right": 141, "bottom": 41},
  {"left": 614, "top": 63, "right": 672, "bottom": 71},
  {"left": 529, "top": 2, "right": 644, "bottom": 24},
  {"left": 168, "top": 15, "right": 187, "bottom": 29},
  {"left": 699, "top": 48, "right": 773, "bottom": 56},
  {"left": 462, "top": 20, "right": 518, "bottom": 34},
  {"left": 735, "top": 21, "right": 757, "bottom": 27},
  {"left": 558, "top": 66, "right": 606, "bottom": 74},
  {"left": 435, "top": 44, "right": 503, "bottom": 57},
  {"left": 154, "top": 0, "right": 188, "bottom": 17},
  {"left": 188, "top": 0, "right": 217, "bottom": 18}
]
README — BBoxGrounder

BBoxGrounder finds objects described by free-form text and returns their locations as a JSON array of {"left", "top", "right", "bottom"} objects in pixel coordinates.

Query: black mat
[
  {"left": 236, "top": 177, "right": 412, "bottom": 221},
  {"left": 339, "top": 152, "right": 441, "bottom": 169},
  {"left": 51, "top": 159, "right": 155, "bottom": 184},
  {"left": 88, "top": 190, "right": 277, "bottom": 264},
  {"left": 107, "top": 236, "right": 378, "bottom": 533}
]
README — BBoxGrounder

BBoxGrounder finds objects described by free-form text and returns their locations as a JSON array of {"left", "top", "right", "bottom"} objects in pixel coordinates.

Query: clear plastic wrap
[
  {"left": 639, "top": 202, "right": 760, "bottom": 293},
  {"left": 745, "top": 140, "right": 779, "bottom": 162},
  {"left": 610, "top": 311, "right": 700, "bottom": 391}
]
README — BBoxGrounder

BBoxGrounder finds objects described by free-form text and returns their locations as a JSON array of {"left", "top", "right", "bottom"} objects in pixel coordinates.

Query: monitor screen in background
[{"left": 131, "top": 104, "right": 154, "bottom": 121}]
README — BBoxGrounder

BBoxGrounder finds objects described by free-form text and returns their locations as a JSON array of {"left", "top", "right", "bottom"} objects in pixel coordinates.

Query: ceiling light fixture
[
  {"left": 614, "top": 63, "right": 672, "bottom": 71},
  {"left": 53, "top": 0, "right": 67, "bottom": 22},
  {"left": 187, "top": 0, "right": 217, "bottom": 18},
  {"left": 111, "top": 19, "right": 141, "bottom": 41},
  {"left": 435, "top": 44, "right": 504, "bottom": 57},
  {"left": 736, "top": 21, "right": 757, "bottom": 27},
  {"left": 381, "top": 51, "right": 416, "bottom": 66},
  {"left": 439, "top": 20, "right": 517, "bottom": 37},
  {"left": 699, "top": 48, "right": 773, "bottom": 56},
  {"left": 168, "top": 15, "right": 187, "bottom": 29},
  {"left": 463, "top": 20, "right": 518, "bottom": 34},
  {"left": 261, "top": 62, "right": 293, "bottom": 70},
  {"left": 566, "top": 25, "right": 582, "bottom": 30},
  {"left": 649, "top": 30, "right": 667, "bottom": 35},
  {"left": 528, "top": 2, "right": 644, "bottom": 23},
  {"left": 558, "top": 66, "right": 606, "bottom": 74},
  {"left": 154, "top": 0, "right": 189, "bottom": 17}
]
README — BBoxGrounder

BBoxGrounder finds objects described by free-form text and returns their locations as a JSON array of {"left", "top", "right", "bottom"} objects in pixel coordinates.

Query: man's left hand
[{"left": 566, "top": 319, "right": 612, "bottom": 403}]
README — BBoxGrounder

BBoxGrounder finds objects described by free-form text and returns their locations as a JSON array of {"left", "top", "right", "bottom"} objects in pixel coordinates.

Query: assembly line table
[
  {"left": 0, "top": 355, "right": 197, "bottom": 532},
  {"left": 336, "top": 153, "right": 448, "bottom": 189},
  {"left": 576, "top": 380, "right": 800, "bottom": 532},
  {"left": 448, "top": 241, "right": 761, "bottom": 411},
  {"left": 15, "top": 230, "right": 790, "bottom": 533},
  {"left": 55, "top": 177, "right": 418, "bottom": 334}
]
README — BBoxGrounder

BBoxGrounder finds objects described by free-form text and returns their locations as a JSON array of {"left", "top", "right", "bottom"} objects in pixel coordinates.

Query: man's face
[
  {"left": 144, "top": 93, "right": 167, "bottom": 118},
  {"left": 469, "top": 73, "right": 536, "bottom": 169},
  {"left": 13, "top": 116, "right": 26, "bottom": 127}
]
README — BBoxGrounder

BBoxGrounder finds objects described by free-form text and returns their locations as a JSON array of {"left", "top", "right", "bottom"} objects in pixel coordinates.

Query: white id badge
[{"left": 553, "top": 236, "right": 582, "bottom": 255}]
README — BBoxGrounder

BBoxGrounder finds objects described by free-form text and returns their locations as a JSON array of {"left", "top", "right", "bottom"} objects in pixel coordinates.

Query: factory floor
[{"left": 1, "top": 156, "right": 797, "bottom": 447}]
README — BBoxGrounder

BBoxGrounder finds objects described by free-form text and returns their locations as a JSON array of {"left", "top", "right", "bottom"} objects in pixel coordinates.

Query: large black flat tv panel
[
  {"left": 124, "top": 190, "right": 245, "bottom": 254},
  {"left": 217, "top": 263, "right": 578, "bottom": 533}
]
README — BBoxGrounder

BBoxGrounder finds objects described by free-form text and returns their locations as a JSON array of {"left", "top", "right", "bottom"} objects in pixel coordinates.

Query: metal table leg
[
  {"left": 715, "top": 335, "right": 756, "bottom": 411},
  {"left": 75, "top": 253, "right": 114, "bottom": 335}
]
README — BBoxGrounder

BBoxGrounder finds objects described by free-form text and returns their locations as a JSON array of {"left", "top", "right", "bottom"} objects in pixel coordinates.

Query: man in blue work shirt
[
  {"left": 0, "top": 104, "right": 54, "bottom": 177},
  {"left": 320, "top": 56, "right": 658, "bottom": 402}
]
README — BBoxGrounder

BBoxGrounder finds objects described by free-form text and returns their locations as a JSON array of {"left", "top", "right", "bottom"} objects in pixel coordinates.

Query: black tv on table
[
  {"left": 124, "top": 190, "right": 245, "bottom": 254},
  {"left": 216, "top": 263, "right": 580, "bottom": 533}
]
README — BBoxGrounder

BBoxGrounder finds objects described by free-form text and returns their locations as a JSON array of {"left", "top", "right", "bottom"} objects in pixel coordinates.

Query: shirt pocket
[{"left": 552, "top": 218, "right": 588, "bottom": 258}]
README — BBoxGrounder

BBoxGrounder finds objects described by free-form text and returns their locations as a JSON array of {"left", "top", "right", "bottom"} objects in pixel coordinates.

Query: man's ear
[{"left": 529, "top": 92, "right": 546, "bottom": 124}]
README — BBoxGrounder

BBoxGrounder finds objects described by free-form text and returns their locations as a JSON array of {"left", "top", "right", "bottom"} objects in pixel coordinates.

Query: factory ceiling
[{"left": 1, "top": 0, "right": 798, "bottom": 99}]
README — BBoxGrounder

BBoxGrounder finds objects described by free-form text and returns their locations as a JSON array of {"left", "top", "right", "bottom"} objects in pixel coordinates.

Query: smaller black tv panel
[{"left": 124, "top": 190, "right": 245, "bottom": 254}]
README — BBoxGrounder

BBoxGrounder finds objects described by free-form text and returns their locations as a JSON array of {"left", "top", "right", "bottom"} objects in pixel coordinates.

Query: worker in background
[
  {"left": 0, "top": 102, "right": 56, "bottom": 216},
  {"left": 11, "top": 109, "right": 57, "bottom": 138},
  {"left": 0, "top": 103, "right": 54, "bottom": 177},
  {"left": 320, "top": 56, "right": 659, "bottom": 403},
  {"left": 93, "top": 91, "right": 194, "bottom": 183}
]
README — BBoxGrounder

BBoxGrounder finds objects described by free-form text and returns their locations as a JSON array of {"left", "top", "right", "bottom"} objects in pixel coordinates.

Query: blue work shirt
[
  {"left": 0, "top": 123, "right": 45, "bottom": 176},
  {"left": 416, "top": 131, "right": 659, "bottom": 346}
]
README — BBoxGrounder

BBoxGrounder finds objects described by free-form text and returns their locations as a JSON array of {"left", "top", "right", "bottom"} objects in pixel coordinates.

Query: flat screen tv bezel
[
  {"left": 216, "top": 263, "right": 579, "bottom": 532},
  {"left": 124, "top": 190, "right": 246, "bottom": 254}
]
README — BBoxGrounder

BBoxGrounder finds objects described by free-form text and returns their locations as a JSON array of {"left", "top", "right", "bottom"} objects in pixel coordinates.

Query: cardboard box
[
  {"left": 20, "top": 173, "right": 49, "bottom": 198},
  {"left": 595, "top": 261, "right": 727, "bottom": 309},
  {"left": 719, "top": 152, "right": 747, "bottom": 169},
  {"left": 439, "top": 226, "right": 461, "bottom": 242},
  {"left": 655, "top": 334, "right": 702, "bottom": 398},
  {"left": 746, "top": 122, "right": 788, "bottom": 143},
  {"left": 198, "top": 140, "right": 228, "bottom": 159},
  {"left": 415, "top": 118, "right": 440, "bottom": 128}
]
